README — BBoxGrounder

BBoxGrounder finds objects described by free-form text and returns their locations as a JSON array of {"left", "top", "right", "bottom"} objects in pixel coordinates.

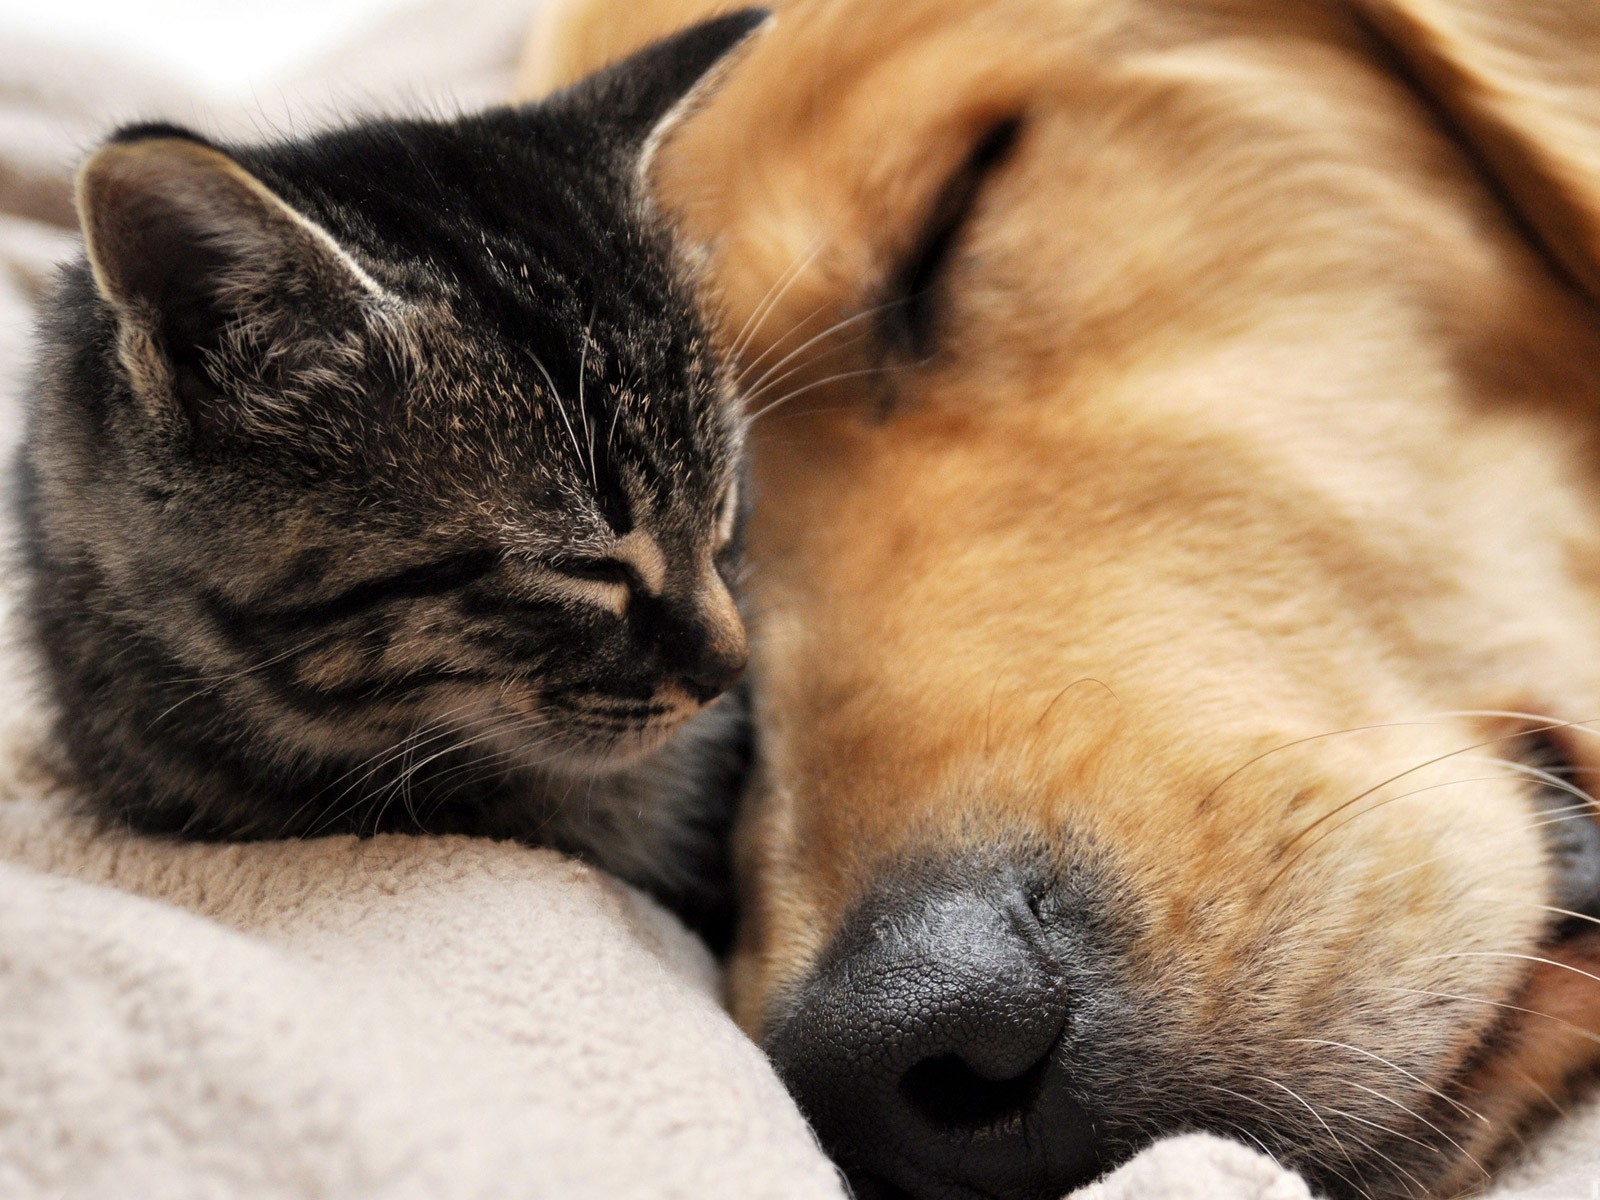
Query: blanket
[{"left": 0, "top": 2, "right": 1595, "bottom": 1196}]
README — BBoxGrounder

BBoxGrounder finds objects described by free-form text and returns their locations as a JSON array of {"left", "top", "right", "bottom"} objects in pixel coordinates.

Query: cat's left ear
[
  {"left": 553, "top": 8, "right": 773, "bottom": 184},
  {"left": 76, "top": 128, "right": 392, "bottom": 436}
]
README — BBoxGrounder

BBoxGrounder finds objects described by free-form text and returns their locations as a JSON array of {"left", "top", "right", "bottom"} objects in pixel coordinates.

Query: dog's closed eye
[{"left": 885, "top": 118, "right": 1022, "bottom": 358}]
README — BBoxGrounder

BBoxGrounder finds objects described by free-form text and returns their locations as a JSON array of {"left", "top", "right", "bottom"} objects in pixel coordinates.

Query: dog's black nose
[{"left": 765, "top": 872, "right": 1103, "bottom": 1200}]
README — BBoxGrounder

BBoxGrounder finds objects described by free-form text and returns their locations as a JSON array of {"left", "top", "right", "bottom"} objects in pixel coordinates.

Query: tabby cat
[{"left": 17, "top": 12, "right": 767, "bottom": 936}]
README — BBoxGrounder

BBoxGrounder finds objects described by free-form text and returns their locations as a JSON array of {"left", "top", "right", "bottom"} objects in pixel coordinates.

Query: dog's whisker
[
  {"left": 1247, "top": 1074, "right": 1367, "bottom": 1180},
  {"left": 1205, "top": 1083, "right": 1371, "bottom": 1198},
  {"left": 1323, "top": 1112, "right": 1428, "bottom": 1200},
  {"left": 1415, "top": 950, "right": 1600, "bottom": 991},
  {"left": 1214, "top": 1119, "right": 1290, "bottom": 1175},
  {"left": 1031, "top": 677, "right": 1121, "bottom": 733},
  {"left": 1452, "top": 754, "right": 1598, "bottom": 806},
  {"left": 1438, "top": 710, "right": 1600, "bottom": 745},
  {"left": 1333, "top": 1079, "right": 1481, "bottom": 1175},
  {"left": 1288, "top": 1038, "right": 1487, "bottom": 1124},
  {"left": 1194, "top": 718, "right": 1461, "bottom": 815},
  {"left": 1537, "top": 904, "right": 1600, "bottom": 928},
  {"left": 1506, "top": 1065, "right": 1571, "bottom": 1121},
  {"left": 1270, "top": 775, "right": 1511, "bottom": 884},
  {"left": 1325, "top": 1105, "right": 1437, "bottom": 1155},
  {"left": 1376, "top": 984, "right": 1600, "bottom": 1048},
  {"left": 1265, "top": 717, "right": 1600, "bottom": 890}
]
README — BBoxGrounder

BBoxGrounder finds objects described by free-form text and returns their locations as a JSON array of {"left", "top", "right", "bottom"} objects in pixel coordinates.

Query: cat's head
[{"left": 52, "top": 12, "right": 768, "bottom": 773}]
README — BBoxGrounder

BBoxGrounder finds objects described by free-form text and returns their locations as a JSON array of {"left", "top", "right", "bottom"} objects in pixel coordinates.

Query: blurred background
[{"left": 0, "top": 0, "right": 422, "bottom": 98}]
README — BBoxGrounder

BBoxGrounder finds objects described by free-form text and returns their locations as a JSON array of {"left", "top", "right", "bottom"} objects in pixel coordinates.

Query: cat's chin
[
  {"left": 555, "top": 716, "right": 695, "bottom": 773},
  {"left": 494, "top": 708, "right": 701, "bottom": 776}
]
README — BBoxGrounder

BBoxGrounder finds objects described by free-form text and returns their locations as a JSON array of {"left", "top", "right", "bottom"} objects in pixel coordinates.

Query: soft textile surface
[{"left": 0, "top": 3, "right": 1595, "bottom": 1197}]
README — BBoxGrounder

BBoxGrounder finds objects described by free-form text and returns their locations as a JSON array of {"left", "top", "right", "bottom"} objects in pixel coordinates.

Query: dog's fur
[{"left": 524, "top": 1, "right": 1600, "bottom": 1194}]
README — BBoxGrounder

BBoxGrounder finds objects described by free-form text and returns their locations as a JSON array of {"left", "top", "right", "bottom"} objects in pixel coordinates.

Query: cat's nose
[
  {"left": 764, "top": 870, "right": 1103, "bottom": 1200},
  {"left": 679, "top": 634, "right": 747, "bottom": 703},
  {"left": 674, "top": 578, "right": 747, "bottom": 703}
]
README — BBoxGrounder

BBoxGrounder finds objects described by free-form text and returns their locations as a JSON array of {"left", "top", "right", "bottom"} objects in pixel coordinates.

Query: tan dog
[{"left": 523, "top": 2, "right": 1600, "bottom": 1197}]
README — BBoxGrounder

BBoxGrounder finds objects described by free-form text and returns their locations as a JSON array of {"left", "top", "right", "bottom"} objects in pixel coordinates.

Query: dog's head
[{"left": 528, "top": 1, "right": 1600, "bottom": 1196}]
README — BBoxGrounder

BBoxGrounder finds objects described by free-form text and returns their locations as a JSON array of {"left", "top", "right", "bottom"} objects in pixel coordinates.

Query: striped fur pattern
[{"left": 16, "top": 12, "right": 767, "bottom": 934}]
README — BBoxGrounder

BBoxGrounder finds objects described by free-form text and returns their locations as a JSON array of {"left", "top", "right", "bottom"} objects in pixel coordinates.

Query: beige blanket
[{"left": 0, "top": 3, "right": 1595, "bottom": 1197}]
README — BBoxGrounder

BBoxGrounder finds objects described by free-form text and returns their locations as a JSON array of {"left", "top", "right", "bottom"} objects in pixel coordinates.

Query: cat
[{"left": 15, "top": 10, "right": 769, "bottom": 941}]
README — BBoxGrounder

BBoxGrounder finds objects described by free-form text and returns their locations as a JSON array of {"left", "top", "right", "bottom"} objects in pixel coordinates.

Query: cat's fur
[{"left": 17, "top": 11, "right": 768, "bottom": 938}]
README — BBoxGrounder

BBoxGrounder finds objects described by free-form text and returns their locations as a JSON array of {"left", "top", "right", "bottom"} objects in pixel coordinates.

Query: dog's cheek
[{"left": 727, "top": 770, "right": 833, "bottom": 1035}]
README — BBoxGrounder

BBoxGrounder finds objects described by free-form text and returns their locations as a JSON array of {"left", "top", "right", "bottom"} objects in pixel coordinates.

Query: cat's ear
[
  {"left": 76, "top": 127, "right": 384, "bottom": 431},
  {"left": 556, "top": 9, "right": 772, "bottom": 184}
]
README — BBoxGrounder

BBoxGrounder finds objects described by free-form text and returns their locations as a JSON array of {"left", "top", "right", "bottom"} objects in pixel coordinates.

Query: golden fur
[{"left": 523, "top": 1, "right": 1600, "bottom": 1194}]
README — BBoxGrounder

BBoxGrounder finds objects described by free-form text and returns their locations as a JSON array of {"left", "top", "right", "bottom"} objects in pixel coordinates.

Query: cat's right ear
[
  {"left": 553, "top": 9, "right": 773, "bottom": 188},
  {"left": 76, "top": 129, "right": 384, "bottom": 433}
]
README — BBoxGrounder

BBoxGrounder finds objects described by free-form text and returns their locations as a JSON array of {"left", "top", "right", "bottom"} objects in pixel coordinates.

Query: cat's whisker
[
  {"left": 748, "top": 366, "right": 892, "bottom": 424},
  {"left": 527, "top": 347, "right": 588, "bottom": 472},
  {"left": 579, "top": 305, "right": 599, "bottom": 490},
  {"left": 145, "top": 628, "right": 347, "bottom": 730},
  {"left": 733, "top": 291, "right": 839, "bottom": 388},
  {"left": 729, "top": 231, "right": 831, "bottom": 365},
  {"left": 386, "top": 711, "right": 561, "bottom": 806},
  {"left": 738, "top": 301, "right": 899, "bottom": 404},
  {"left": 741, "top": 318, "right": 883, "bottom": 411},
  {"left": 287, "top": 697, "right": 495, "bottom": 836}
]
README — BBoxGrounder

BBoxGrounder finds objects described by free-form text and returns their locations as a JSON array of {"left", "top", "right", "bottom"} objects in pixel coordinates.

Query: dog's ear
[{"left": 1351, "top": 0, "right": 1600, "bottom": 304}]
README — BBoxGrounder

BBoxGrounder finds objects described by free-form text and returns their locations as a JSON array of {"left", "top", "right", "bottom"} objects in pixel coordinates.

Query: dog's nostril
[{"left": 901, "top": 1050, "right": 1050, "bottom": 1128}]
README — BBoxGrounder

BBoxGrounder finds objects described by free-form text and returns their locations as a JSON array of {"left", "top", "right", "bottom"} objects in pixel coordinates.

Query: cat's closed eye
[{"left": 556, "top": 558, "right": 637, "bottom": 589}]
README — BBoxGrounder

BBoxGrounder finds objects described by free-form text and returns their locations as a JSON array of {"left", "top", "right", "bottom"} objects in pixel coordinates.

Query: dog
[{"left": 522, "top": 2, "right": 1600, "bottom": 1197}]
